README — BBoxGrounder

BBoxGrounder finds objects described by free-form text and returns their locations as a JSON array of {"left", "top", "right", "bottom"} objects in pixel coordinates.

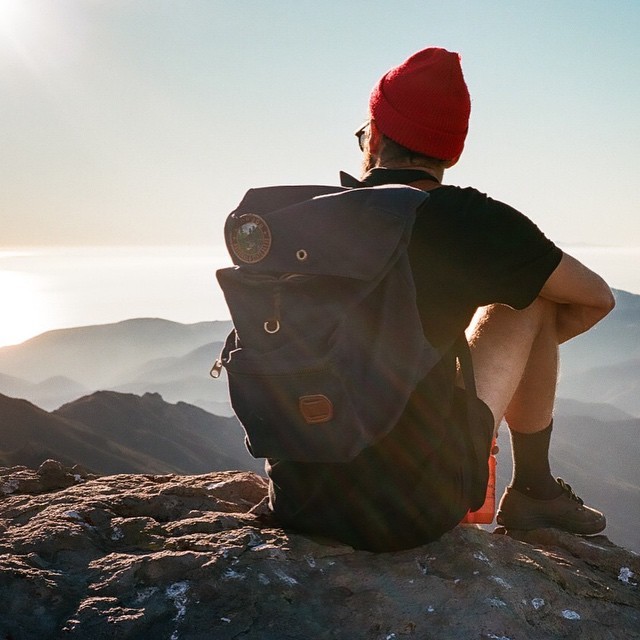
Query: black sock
[{"left": 509, "top": 421, "right": 563, "bottom": 500}]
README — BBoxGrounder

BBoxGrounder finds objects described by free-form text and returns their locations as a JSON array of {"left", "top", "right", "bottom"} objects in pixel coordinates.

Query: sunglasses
[{"left": 354, "top": 122, "right": 369, "bottom": 152}]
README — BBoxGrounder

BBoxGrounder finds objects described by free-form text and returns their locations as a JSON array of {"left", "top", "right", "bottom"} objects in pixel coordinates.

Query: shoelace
[{"left": 556, "top": 478, "right": 584, "bottom": 505}]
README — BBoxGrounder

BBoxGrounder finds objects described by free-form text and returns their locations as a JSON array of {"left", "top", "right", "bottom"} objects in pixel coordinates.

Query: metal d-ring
[{"left": 264, "top": 319, "right": 280, "bottom": 334}]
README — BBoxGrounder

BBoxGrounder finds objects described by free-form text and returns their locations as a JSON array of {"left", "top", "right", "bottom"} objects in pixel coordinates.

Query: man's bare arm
[{"left": 539, "top": 252, "right": 615, "bottom": 343}]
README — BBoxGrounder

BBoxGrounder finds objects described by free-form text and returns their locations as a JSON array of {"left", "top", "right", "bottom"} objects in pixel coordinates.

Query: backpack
[
  {"left": 213, "top": 182, "right": 442, "bottom": 459},
  {"left": 212, "top": 183, "right": 492, "bottom": 501},
  {"left": 212, "top": 179, "right": 493, "bottom": 510}
]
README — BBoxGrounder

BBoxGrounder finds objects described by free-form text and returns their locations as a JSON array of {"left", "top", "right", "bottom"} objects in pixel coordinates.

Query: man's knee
[
  {"left": 466, "top": 297, "right": 559, "bottom": 428},
  {"left": 468, "top": 298, "right": 556, "bottom": 343}
]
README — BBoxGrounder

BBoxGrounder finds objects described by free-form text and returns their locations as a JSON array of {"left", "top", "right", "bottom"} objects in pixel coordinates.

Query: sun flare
[
  {"left": 0, "top": 270, "right": 50, "bottom": 346},
  {"left": 0, "top": 0, "right": 31, "bottom": 40}
]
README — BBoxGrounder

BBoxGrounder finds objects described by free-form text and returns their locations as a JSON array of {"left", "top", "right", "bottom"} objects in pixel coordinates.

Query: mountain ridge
[
  {"left": 0, "top": 288, "right": 638, "bottom": 414},
  {"left": 0, "top": 318, "right": 232, "bottom": 388},
  {"left": 0, "top": 391, "right": 261, "bottom": 476}
]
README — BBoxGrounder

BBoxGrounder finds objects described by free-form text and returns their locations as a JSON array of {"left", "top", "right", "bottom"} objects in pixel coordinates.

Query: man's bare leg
[
  {"left": 465, "top": 298, "right": 606, "bottom": 533},
  {"left": 467, "top": 297, "right": 563, "bottom": 497},
  {"left": 465, "top": 297, "right": 558, "bottom": 434}
]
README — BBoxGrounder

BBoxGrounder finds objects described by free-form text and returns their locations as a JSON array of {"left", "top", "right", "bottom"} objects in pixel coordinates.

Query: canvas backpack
[{"left": 212, "top": 183, "right": 491, "bottom": 499}]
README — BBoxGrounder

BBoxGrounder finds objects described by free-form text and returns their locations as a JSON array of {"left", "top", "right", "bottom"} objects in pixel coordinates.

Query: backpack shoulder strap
[{"left": 453, "top": 334, "right": 496, "bottom": 511}]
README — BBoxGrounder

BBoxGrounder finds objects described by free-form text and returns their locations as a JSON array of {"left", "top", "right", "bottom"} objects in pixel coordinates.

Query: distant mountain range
[
  {"left": 0, "top": 390, "right": 263, "bottom": 476},
  {"left": 0, "top": 318, "right": 233, "bottom": 413},
  {"left": 0, "top": 289, "right": 638, "bottom": 416},
  {"left": 0, "top": 290, "right": 638, "bottom": 551}
]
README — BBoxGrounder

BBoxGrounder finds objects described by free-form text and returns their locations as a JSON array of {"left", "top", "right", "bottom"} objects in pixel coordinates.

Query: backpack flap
[
  {"left": 224, "top": 185, "right": 428, "bottom": 280},
  {"left": 231, "top": 184, "right": 346, "bottom": 215}
]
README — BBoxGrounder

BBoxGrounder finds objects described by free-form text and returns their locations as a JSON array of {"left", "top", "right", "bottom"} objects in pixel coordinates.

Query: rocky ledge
[{"left": 1, "top": 461, "right": 638, "bottom": 640}]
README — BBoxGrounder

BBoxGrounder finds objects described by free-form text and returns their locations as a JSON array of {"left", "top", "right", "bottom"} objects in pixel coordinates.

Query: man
[{"left": 267, "top": 47, "right": 615, "bottom": 551}]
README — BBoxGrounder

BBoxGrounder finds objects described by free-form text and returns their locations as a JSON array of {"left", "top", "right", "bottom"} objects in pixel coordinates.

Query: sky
[
  {"left": 0, "top": 1, "right": 639, "bottom": 347},
  {"left": 1, "top": 0, "right": 639, "bottom": 249}
]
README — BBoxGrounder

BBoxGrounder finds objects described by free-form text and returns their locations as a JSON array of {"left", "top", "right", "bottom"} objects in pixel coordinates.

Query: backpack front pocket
[{"left": 225, "top": 349, "right": 364, "bottom": 462}]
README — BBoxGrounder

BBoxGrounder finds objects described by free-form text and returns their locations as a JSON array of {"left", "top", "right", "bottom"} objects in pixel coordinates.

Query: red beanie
[{"left": 369, "top": 47, "right": 471, "bottom": 161}]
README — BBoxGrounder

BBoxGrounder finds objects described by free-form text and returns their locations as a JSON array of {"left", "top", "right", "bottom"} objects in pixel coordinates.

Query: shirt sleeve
[
  {"left": 471, "top": 193, "right": 563, "bottom": 308},
  {"left": 424, "top": 188, "right": 563, "bottom": 310}
]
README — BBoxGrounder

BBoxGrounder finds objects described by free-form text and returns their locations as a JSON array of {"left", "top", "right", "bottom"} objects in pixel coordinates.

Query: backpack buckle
[
  {"left": 264, "top": 319, "right": 280, "bottom": 334},
  {"left": 210, "top": 358, "right": 223, "bottom": 379}
]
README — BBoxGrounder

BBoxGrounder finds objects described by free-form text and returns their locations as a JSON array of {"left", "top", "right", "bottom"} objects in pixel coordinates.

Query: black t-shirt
[{"left": 410, "top": 184, "right": 562, "bottom": 346}]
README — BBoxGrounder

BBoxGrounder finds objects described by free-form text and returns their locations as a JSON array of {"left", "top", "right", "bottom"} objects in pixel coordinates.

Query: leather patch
[{"left": 299, "top": 395, "right": 333, "bottom": 424}]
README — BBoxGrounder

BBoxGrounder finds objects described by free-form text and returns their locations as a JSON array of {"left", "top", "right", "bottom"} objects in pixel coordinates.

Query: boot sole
[{"left": 496, "top": 512, "right": 606, "bottom": 535}]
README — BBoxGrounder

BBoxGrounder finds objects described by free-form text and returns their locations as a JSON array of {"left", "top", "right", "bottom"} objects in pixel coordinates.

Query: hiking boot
[{"left": 496, "top": 478, "right": 606, "bottom": 535}]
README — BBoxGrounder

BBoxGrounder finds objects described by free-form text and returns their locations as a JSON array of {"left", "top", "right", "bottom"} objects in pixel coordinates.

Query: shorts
[{"left": 268, "top": 386, "right": 495, "bottom": 552}]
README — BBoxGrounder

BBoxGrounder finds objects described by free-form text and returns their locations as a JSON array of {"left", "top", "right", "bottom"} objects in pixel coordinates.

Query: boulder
[{"left": 0, "top": 462, "right": 638, "bottom": 639}]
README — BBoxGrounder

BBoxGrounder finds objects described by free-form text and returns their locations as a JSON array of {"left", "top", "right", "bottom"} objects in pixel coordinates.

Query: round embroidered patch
[{"left": 228, "top": 214, "right": 272, "bottom": 264}]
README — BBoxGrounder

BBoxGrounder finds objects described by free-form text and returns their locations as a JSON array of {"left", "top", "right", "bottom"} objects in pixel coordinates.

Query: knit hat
[{"left": 369, "top": 47, "right": 471, "bottom": 161}]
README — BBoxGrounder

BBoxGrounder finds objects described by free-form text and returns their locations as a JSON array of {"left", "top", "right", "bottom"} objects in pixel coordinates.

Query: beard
[{"left": 360, "top": 149, "right": 376, "bottom": 177}]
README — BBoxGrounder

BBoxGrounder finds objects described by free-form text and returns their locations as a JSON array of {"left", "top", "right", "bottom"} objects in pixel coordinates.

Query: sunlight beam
[{"left": 0, "top": 270, "right": 51, "bottom": 346}]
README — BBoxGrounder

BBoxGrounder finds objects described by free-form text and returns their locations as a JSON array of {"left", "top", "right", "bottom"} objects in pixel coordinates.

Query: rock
[
  {"left": 1, "top": 460, "right": 96, "bottom": 497},
  {"left": 0, "top": 462, "right": 638, "bottom": 639}
]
